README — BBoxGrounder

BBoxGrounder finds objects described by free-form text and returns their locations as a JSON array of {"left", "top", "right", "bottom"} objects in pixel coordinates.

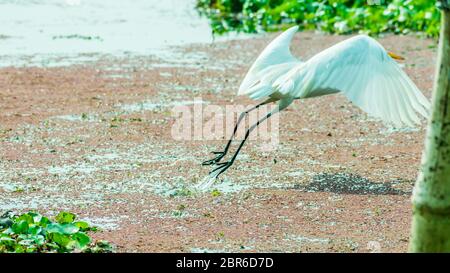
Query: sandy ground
[{"left": 0, "top": 31, "right": 437, "bottom": 252}]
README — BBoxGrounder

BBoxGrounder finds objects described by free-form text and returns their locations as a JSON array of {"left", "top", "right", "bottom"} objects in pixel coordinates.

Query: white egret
[{"left": 202, "top": 25, "right": 430, "bottom": 179}]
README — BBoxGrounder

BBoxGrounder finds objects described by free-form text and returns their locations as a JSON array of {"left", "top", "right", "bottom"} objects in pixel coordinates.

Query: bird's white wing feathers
[
  {"left": 239, "top": 27, "right": 430, "bottom": 127},
  {"left": 238, "top": 26, "right": 301, "bottom": 97},
  {"left": 273, "top": 35, "right": 430, "bottom": 127},
  {"left": 242, "top": 62, "right": 298, "bottom": 100}
]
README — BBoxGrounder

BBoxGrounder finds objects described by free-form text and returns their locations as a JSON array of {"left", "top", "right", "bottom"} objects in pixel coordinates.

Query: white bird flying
[{"left": 202, "top": 25, "right": 430, "bottom": 179}]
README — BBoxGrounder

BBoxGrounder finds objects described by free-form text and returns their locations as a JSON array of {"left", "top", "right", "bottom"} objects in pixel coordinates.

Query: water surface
[{"left": 0, "top": 0, "right": 245, "bottom": 66}]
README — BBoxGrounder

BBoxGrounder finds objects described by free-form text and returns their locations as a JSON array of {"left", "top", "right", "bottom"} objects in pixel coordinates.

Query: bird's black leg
[
  {"left": 210, "top": 109, "right": 276, "bottom": 178},
  {"left": 202, "top": 100, "right": 270, "bottom": 166}
]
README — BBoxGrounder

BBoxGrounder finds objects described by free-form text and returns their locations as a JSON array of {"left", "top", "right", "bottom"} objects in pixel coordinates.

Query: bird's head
[{"left": 387, "top": 51, "right": 405, "bottom": 61}]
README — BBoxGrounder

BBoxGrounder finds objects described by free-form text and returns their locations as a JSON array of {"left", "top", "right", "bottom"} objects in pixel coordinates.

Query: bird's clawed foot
[
  {"left": 202, "top": 151, "right": 226, "bottom": 166},
  {"left": 209, "top": 160, "right": 233, "bottom": 178}
]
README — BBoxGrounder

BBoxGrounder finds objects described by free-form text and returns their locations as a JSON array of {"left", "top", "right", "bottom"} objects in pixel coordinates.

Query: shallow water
[{"left": 0, "top": 0, "right": 246, "bottom": 67}]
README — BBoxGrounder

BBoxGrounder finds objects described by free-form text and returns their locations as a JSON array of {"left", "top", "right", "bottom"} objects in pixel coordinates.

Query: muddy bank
[{"left": 0, "top": 31, "right": 437, "bottom": 252}]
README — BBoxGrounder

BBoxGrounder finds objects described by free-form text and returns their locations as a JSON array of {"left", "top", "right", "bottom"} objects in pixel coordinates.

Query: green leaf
[
  {"left": 17, "top": 214, "right": 34, "bottom": 225},
  {"left": 60, "top": 224, "right": 80, "bottom": 235},
  {"left": 44, "top": 223, "right": 61, "bottom": 234},
  {"left": 28, "top": 225, "right": 43, "bottom": 235},
  {"left": 72, "top": 232, "right": 91, "bottom": 248},
  {"left": 46, "top": 223, "right": 79, "bottom": 235},
  {"left": 28, "top": 212, "right": 43, "bottom": 223},
  {"left": 18, "top": 234, "right": 30, "bottom": 240},
  {"left": 14, "top": 244, "right": 25, "bottom": 253},
  {"left": 37, "top": 216, "right": 51, "bottom": 227},
  {"left": 74, "top": 221, "right": 89, "bottom": 231},
  {"left": 45, "top": 242, "right": 60, "bottom": 250},
  {"left": 0, "top": 237, "right": 16, "bottom": 247},
  {"left": 55, "top": 212, "right": 76, "bottom": 224},
  {"left": 48, "top": 233, "right": 71, "bottom": 248},
  {"left": 65, "top": 240, "right": 81, "bottom": 250},
  {"left": 11, "top": 220, "right": 29, "bottom": 234},
  {"left": 33, "top": 235, "right": 45, "bottom": 246}
]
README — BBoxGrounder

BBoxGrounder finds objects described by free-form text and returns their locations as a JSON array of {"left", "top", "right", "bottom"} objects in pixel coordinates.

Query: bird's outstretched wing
[
  {"left": 273, "top": 35, "right": 430, "bottom": 127},
  {"left": 238, "top": 26, "right": 301, "bottom": 99}
]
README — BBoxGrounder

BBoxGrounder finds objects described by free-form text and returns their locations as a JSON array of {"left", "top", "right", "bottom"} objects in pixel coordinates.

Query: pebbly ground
[{"left": 0, "top": 31, "right": 437, "bottom": 252}]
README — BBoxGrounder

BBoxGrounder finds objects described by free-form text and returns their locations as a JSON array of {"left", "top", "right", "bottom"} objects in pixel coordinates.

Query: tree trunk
[{"left": 410, "top": 3, "right": 450, "bottom": 253}]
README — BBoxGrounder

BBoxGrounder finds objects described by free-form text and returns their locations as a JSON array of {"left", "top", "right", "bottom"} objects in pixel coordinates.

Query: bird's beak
[{"left": 388, "top": 51, "right": 405, "bottom": 61}]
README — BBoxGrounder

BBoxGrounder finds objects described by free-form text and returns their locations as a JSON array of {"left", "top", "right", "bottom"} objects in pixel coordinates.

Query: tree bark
[{"left": 410, "top": 3, "right": 450, "bottom": 253}]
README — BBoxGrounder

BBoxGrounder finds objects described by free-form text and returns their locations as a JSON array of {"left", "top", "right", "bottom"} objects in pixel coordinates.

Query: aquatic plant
[
  {"left": 196, "top": 0, "right": 440, "bottom": 37},
  {"left": 0, "top": 211, "right": 112, "bottom": 253}
]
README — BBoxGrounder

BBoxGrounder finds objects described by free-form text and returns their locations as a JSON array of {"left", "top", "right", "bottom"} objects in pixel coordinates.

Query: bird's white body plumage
[{"left": 239, "top": 26, "right": 430, "bottom": 127}]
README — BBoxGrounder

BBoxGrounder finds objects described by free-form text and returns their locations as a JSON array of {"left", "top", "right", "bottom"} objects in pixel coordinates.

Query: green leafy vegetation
[
  {"left": 0, "top": 211, "right": 113, "bottom": 253},
  {"left": 196, "top": 0, "right": 440, "bottom": 37}
]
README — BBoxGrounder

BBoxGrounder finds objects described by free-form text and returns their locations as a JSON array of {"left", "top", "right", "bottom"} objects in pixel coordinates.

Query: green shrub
[
  {"left": 0, "top": 211, "right": 113, "bottom": 253},
  {"left": 196, "top": 0, "right": 440, "bottom": 37}
]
